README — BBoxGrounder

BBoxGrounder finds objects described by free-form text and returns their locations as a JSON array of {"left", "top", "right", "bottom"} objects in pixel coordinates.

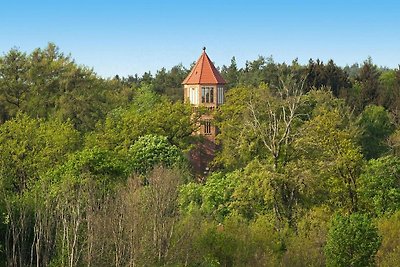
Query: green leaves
[
  {"left": 41, "top": 147, "right": 129, "bottom": 202},
  {"left": 0, "top": 113, "right": 80, "bottom": 193},
  {"left": 215, "top": 86, "right": 260, "bottom": 169},
  {"left": 325, "top": 213, "right": 381, "bottom": 267},
  {"left": 296, "top": 103, "right": 364, "bottom": 212},
  {"left": 2, "top": 45, "right": 400, "bottom": 266},
  {"left": 358, "top": 105, "right": 394, "bottom": 159},
  {"left": 85, "top": 88, "right": 196, "bottom": 153},
  {"left": 0, "top": 43, "right": 128, "bottom": 132},
  {"left": 215, "top": 80, "right": 305, "bottom": 171},
  {"left": 359, "top": 156, "right": 400, "bottom": 215},
  {"left": 376, "top": 211, "right": 400, "bottom": 266},
  {"left": 128, "top": 134, "right": 186, "bottom": 175},
  {"left": 0, "top": 48, "right": 29, "bottom": 117},
  {"left": 179, "top": 161, "right": 274, "bottom": 221}
]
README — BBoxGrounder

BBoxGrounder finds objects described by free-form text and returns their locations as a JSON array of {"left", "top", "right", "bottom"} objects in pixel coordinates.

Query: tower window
[
  {"left": 189, "top": 87, "right": 198, "bottom": 104},
  {"left": 217, "top": 86, "right": 224, "bottom": 104},
  {"left": 201, "top": 87, "right": 214, "bottom": 103},
  {"left": 204, "top": 120, "right": 212, "bottom": 135}
]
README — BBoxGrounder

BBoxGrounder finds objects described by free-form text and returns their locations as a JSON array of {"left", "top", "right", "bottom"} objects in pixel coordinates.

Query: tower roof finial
[
  {"left": 203, "top": 46, "right": 206, "bottom": 52},
  {"left": 182, "top": 48, "right": 227, "bottom": 85}
]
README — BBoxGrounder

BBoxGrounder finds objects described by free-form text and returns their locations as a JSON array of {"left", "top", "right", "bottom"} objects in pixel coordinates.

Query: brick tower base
[{"left": 189, "top": 138, "right": 216, "bottom": 177}]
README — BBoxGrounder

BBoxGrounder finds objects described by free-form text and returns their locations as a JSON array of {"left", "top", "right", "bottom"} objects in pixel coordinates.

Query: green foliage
[
  {"left": 179, "top": 172, "right": 234, "bottom": 221},
  {"left": 248, "top": 214, "right": 287, "bottom": 264},
  {"left": 0, "top": 43, "right": 129, "bottom": 132},
  {"left": 221, "top": 56, "right": 239, "bottom": 89},
  {"left": 356, "top": 58, "right": 381, "bottom": 112},
  {"left": 180, "top": 161, "right": 274, "bottom": 221},
  {"left": 215, "top": 79, "right": 305, "bottom": 171},
  {"left": 296, "top": 103, "right": 364, "bottom": 212},
  {"left": 325, "top": 213, "right": 381, "bottom": 267},
  {"left": 128, "top": 134, "right": 186, "bottom": 175},
  {"left": 217, "top": 88, "right": 349, "bottom": 224},
  {"left": 215, "top": 85, "right": 261, "bottom": 169},
  {"left": 358, "top": 156, "right": 400, "bottom": 215},
  {"left": 194, "top": 217, "right": 240, "bottom": 267},
  {"left": 225, "top": 161, "right": 273, "bottom": 220},
  {"left": 358, "top": 105, "right": 394, "bottom": 159},
  {"left": 389, "top": 129, "right": 400, "bottom": 156},
  {"left": 191, "top": 213, "right": 284, "bottom": 266},
  {"left": 283, "top": 206, "right": 331, "bottom": 266},
  {"left": 378, "top": 70, "right": 397, "bottom": 108},
  {"left": 376, "top": 211, "right": 400, "bottom": 266},
  {"left": 85, "top": 87, "right": 196, "bottom": 153},
  {"left": 3, "top": 44, "right": 400, "bottom": 266},
  {"left": 305, "top": 59, "right": 352, "bottom": 96},
  {"left": 198, "top": 172, "right": 236, "bottom": 220},
  {"left": 302, "top": 88, "right": 346, "bottom": 116},
  {"left": 0, "top": 48, "right": 29, "bottom": 120},
  {"left": 46, "top": 147, "right": 128, "bottom": 192},
  {"left": 152, "top": 64, "right": 189, "bottom": 100},
  {"left": 0, "top": 113, "right": 80, "bottom": 193}
]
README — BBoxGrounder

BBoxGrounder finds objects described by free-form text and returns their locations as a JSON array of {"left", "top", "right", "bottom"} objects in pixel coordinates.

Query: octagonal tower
[{"left": 182, "top": 48, "right": 226, "bottom": 174}]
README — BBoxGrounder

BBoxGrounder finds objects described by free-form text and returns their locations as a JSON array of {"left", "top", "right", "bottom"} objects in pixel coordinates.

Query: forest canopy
[{"left": 1, "top": 43, "right": 400, "bottom": 266}]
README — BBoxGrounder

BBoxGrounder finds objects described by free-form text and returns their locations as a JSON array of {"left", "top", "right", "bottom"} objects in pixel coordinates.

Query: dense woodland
[{"left": 1, "top": 43, "right": 400, "bottom": 266}]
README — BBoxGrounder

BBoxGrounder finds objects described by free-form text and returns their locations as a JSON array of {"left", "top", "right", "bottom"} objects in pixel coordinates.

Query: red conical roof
[{"left": 182, "top": 48, "right": 226, "bottom": 85}]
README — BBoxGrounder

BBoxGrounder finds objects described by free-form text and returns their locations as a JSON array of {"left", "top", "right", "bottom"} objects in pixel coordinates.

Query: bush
[
  {"left": 128, "top": 134, "right": 186, "bottom": 175},
  {"left": 325, "top": 213, "right": 381, "bottom": 267}
]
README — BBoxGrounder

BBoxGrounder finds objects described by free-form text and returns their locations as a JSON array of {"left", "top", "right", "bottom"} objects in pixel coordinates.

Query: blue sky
[{"left": 1, "top": 0, "right": 399, "bottom": 77}]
